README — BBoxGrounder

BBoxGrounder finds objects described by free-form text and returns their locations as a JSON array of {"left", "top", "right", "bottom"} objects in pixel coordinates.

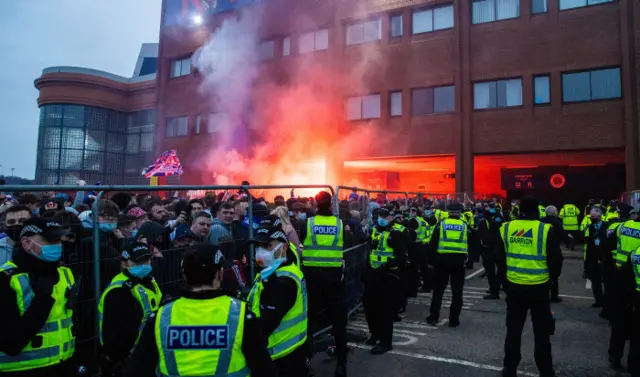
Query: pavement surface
[{"left": 311, "top": 249, "right": 628, "bottom": 377}]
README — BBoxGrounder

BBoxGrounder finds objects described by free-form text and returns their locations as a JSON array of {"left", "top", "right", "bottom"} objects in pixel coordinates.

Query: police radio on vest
[
  {"left": 167, "top": 326, "right": 229, "bottom": 350},
  {"left": 313, "top": 225, "right": 338, "bottom": 235}
]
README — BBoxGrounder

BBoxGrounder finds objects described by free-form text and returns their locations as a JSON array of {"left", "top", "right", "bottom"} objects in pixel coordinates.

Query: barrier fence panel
[
  {"left": 367, "top": 190, "right": 409, "bottom": 209},
  {"left": 621, "top": 190, "right": 640, "bottom": 209},
  {"left": 335, "top": 186, "right": 371, "bottom": 236}
]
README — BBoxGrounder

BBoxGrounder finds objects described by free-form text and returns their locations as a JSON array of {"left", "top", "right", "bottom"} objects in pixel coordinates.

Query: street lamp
[{"left": 10, "top": 168, "right": 14, "bottom": 177}]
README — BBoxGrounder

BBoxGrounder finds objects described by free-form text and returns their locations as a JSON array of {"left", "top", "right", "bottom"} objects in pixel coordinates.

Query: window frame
[
  {"left": 471, "top": 0, "right": 520, "bottom": 25},
  {"left": 472, "top": 77, "right": 523, "bottom": 110},
  {"left": 390, "top": 13, "right": 403, "bottom": 38},
  {"left": 411, "top": 85, "right": 456, "bottom": 116},
  {"left": 298, "top": 28, "right": 330, "bottom": 54},
  {"left": 390, "top": 90, "right": 403, "bottom": 117},
  {"left": 412, "top": 4, "right": 455, "bottom": 35},
  {"left": 561, "top": 66, "right": 622, "bottom": 104},
  {"left": 345, "top": 18, "right": 382, "bottom": 46},
  {"left": 531, "top": 0, "right": 548, "bottom": 13},
  {"left": 558, "top": 0, "right": 614, "bottom": 11},
  {"left": 345, "top": 93, "right": 382, "bottom": 121},
  {"left": 165, "top": 116, "right": 189, "bottom": 138},
  {"left": 282, "top": 36, "right": 291, "bottom": 56},
  {"left": 169, "top": 56, "right": 192, "bottom": 79},
  {"left": 533, "top": 74, "right": 551, "bottom": 106},
  {"left": 259, "top": 40, "right": 275, "bottom": 61}
]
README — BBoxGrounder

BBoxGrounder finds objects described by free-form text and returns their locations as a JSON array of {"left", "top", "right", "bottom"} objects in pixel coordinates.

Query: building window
[
  {"left": 473, "top": 79, "right": 522, "bottom": 109},
  {"left": 208, "top": 112, "right": 229, "bottom": 133},
  {"left": 534, "top": 75, "right": 551, "bottom": 105},
  {"left": 472, "top": 0, "right": 520, "bottom": 24},
  {"left": 283, "top": 37, "right": 291, "bottom": 56},
  {"left": 195, "top": 115, "right": 202, "bottom": 134},
  {"left": 532, "top": 0, "right": 548, "bottom": 13},
  {"left": 559, "top": 0, "right": 613, "bottom": 10},
  {"left": 562, "top": 67, "right": 621, "bottom": 103},
  {"left": 259, "top": 40, "right": 275, "bottom": 61},
  {"left": 345, "top": 94, "right": 381, "bottom": 120},
  {"left": 346, "top": 19, "right": 382, "bottom": 45},
  {"left": 166, "top": 116, "right": 188, "bottom": 137},
  {"left": 412, "top": 86, "right": 455, "bottom": 115},
  {"left": 390, "top": 91, "right": 403, "bottom": 116},
  {"left": 391, "top": 14, "right": 403, "bottom": 37},
  {"left": 299, "top": 29, "right": 329, "bottom": 54},
  {"left": 412, "top": 5, "right": 454, "bottom": 34},
  {"left": 170, "top": 57, "right": 191, "bottom": 78}
]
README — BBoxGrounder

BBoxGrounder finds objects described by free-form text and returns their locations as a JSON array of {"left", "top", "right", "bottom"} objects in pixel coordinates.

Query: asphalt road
[{"left": 311, "top": 250, "right": 626, "bottom": 377}]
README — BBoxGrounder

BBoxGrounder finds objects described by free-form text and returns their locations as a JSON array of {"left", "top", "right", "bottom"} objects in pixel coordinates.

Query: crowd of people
[{"left": 2, "top": 183, "right": 640, "bottom": 377}]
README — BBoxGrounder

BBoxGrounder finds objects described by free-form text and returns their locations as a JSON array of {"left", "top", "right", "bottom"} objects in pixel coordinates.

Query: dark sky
[{"left": 0, "top": 0, "right": 161, "bottom": 178}]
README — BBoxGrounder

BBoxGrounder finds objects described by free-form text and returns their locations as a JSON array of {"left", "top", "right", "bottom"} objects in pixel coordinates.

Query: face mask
[
  {"left": 99, "top": 222, "right": 117, "bottom": 232},
  {"left": 298, "top": 213, "right": 307, "bottom": 221},
  {"left": 489, "top": 209, "right": 496, "bottom": 214},
  {"left": 288, "top": 211, "right": 294, "bottom": 217},
  {"left": 424, "top": 210, "right": 432, "bottom": 217},
  {"left": 256, "top": 243, "right": 285, "bottom": 279},
  {"left": 31, "top": 242, "right": 63, "bottom": 263},
  {"left": 5, "top": 225, "right": 22, "bottom": 241},
  {"left": 378, "top": 218, "right": 390, "bottom": 227},
  {"left": 130, "top": 230, "right": 138, "bottom": 238},
  {"left": 511, "top": 202, "right": 516, "bottom": 206},
  {"left": 129, "top": 264, "right": 152, "bottom": 279}
]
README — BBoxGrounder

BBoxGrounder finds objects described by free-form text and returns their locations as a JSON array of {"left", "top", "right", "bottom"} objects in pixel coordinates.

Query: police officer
[
  {"left": 363, "top": 208, "right": 407, "bottom": 354},
  {"left": 247, "top": 225, "right": 308, "bottom": 377},
  {"left": 99, "top": 242, "right": 162, "bottom": 376},
  {"left": 426, "top": 201, "right": 470, "bottom": 327},
  {"left": 419, "top": 207, "right": 437, "bottom": 293},
  {"left": 479, "top": 204, "right": 505, "bottom": 300},
  {"left": 496, "top": 196, "right": 562, "bottom": 377},
  {"left": 406, "top": 208, "right": 424, "bottom": 298},
  {"left": 624, "top": 242, "right": 640, "bottom": 377},
  {"left": 584, "top": 208, "right": 609, "bottom": 313},
  {"left": 607, "top": 207, "right": 637, "bottom": 370},
  {"left": 300, "top": 191, "right": 347, "bottom": 377},
  {"left": 559, "top": 203, "right": 580, "bottom": 250},
  {"left": 0, "top": 218, "right": 76, "bottom": 377},
  {"left": 122, "top": 243, "right": 277, "bottom": 377}
]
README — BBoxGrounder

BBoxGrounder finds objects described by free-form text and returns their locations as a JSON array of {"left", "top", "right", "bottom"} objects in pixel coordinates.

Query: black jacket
[
  {"left": 495, "top": 216, "right": 563, "bottom": 291},
  {"left": 584, "top": 220, "right": 609, "bottom": 264},
  {"left": 100, "top": 271, "right": 161, "bottom": 364},
  {"left": 540, "top": 216, "right": 565, "bottom": 244},
  {"left": 122, "top": 289, "right": 278, "bottom": 377},
  {"left": 0, "top": 248, "right": 68, "bottom": 376}
]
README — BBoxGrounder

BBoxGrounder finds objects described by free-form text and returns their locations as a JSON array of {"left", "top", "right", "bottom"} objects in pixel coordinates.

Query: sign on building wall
[{"left": 163, "top": 0, "right": 263, "bottom": 26}]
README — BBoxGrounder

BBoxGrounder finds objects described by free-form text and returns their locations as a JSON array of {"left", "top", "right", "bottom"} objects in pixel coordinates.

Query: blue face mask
[
  {"left": 99, "top": 222, "right": 117, "bottom": 232},
  {"left": 288, "top": 211, "right": 294, "bottom": 217},
  {"left": 489, "top": 209, "right": 496, "bottom": 214},
  {"left": 130, "top": 230, "right": 138, "bottom": 238},
  {"left": 32, "top": 242, "right": 63, "bottom": 263},
  {"left": 298, "top": 213, "right": 307, "bottom": 221},
  {"left": 129, "top": 264, "right": 152, "bottom": 279},
  {"left": 424, "top": 210, "right": 432, "bottom": 217},
  {"left": 378, "top": 218, "right": 390, "bottom": 227}
]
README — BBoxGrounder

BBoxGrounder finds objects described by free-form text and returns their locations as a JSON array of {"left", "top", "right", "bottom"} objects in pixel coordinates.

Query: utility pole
[{"left": 10, "top": 168, "right": 14, "bottom": 177}]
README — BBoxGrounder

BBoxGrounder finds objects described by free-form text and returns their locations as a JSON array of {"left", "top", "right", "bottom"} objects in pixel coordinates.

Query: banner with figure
[{"left": 143, "top": 149, "right": 184, "bottom": 178}]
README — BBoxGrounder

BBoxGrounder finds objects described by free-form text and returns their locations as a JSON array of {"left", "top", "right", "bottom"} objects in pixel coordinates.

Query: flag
[{"left": 143, "top": 149, "right": 184, "bottom": 178}]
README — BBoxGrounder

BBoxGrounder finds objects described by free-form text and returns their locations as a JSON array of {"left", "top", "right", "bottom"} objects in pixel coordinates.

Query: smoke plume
[{"left": 193, "top": 1, "right": 392, "bottom": 188}]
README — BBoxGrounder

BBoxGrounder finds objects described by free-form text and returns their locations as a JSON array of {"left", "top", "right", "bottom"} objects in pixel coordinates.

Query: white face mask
[{"left": 256, "top": 243, "right": 285, "bottom": 279}]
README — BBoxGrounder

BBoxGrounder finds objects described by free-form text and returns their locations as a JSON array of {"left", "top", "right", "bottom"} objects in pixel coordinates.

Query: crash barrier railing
[
  {"left": 335, "top": 186, "right": 371, "bottom": 232},
  {"left": 368, "top": 189, "right": 409, "bottom": 208},
  {"left": 621, "top": 190, "right": 640, "bottom": 209},
  {"left": 446, "top": 192, "right": 475, "bottom": 205},
  {"left": 312, "top": 242, "right": 369, "bottom": 338}
]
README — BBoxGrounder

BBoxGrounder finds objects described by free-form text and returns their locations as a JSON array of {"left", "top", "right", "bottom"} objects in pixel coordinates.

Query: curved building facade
[{"left": 34, "top": 45, "right": 158, "bottom": 185}]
